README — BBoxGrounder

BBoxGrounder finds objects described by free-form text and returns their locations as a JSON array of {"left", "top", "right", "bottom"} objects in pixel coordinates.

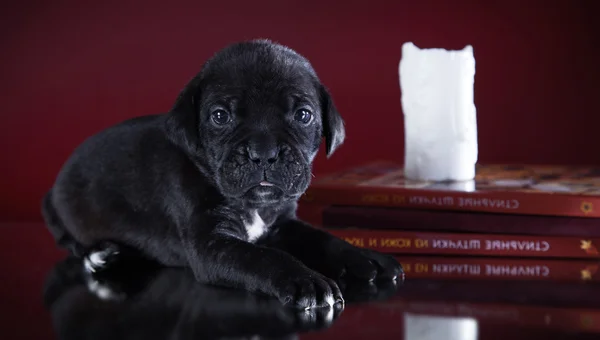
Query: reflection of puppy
[
  {"left": 41, "top": 39, "right": 402, "bottom": 309},
  {"left": 43, "top": 257, "right": 343, "bottom": 340}
]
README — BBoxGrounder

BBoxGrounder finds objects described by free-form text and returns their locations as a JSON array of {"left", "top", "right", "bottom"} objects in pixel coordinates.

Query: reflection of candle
[
  {"left": 429, "top": 180, "right": 476, "bottom": 192},
  {"left": 399, "top": 42, "right": 478, "bottom": 182},
  {"left": 404, "top": 313, "right": 479, "bottom": 340}
]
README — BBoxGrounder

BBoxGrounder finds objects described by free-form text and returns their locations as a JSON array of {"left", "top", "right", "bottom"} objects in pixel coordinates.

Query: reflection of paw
[
  {"left": 83, "top": 244, "right": 121, "bottom": 273},
  {"left": 294, "top": 302, "right": 344, "bottom": 333},
  {"left": 84, "top": 275, "right": 127, "bottom": 302}
]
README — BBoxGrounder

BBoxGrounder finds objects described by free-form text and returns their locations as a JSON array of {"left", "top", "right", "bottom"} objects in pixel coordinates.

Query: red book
[
  {"left": 394, "top": 255, "right": 600, "bottom": 282},
  {"left": 302, "top": 161, "right": 600, "bottom": 218},
  {"left": 321, "top": 205, "right": 600, "bottom": 237},
  {"left": 325, "top": 228, "right": 600, "bottom": 259}
]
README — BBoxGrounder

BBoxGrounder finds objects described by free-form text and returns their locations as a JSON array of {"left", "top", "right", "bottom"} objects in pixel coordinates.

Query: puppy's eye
[
  {"left": 294, "top": 109, "right": 313, "bottom": 124},
  {"left": 211, "top": 110, "right": 231, "bottom": 125}
]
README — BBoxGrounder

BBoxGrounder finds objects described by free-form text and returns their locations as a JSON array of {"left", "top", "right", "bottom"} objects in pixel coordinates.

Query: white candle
[{"left": 399, "top": 42, "right": 478, "bottom": 182}]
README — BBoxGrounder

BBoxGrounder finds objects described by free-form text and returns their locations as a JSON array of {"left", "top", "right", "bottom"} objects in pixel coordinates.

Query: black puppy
[{"left": 42, "top": 39, "right": 403, "bottom": 309}]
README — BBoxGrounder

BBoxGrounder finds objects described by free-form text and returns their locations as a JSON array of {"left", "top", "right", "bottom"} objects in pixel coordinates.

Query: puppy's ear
[
  {"left": 172, "top": 74, "right": 202, "bottom": 114},
  {"left": 320, "top": 85, "right": 345, "bottom": 157},
  {"left": 165, "top": 75, "right": 202, "bottom": 153}
]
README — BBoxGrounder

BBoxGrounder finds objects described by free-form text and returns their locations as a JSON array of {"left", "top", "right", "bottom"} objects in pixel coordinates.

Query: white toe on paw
[
  {"left": 90, "top": 248, "right": 115, "bottom": 264},
  {"left": 83, "top": 257, "right": 96, "bottom": 272},
  {"left": 89, "top": 252, "right": 107, "bottom": 265},
  {"left": 325, "top": 293, "right": 335, "bottom": 307},
  {"left": 86, "top": 280, "right": 124, "bottom": 301},
  {"left": 324, "top": 304, "right": 334, "bottom": 323},
  {"left": 83, "top": 249, "right": 115, "bottom": 272}
]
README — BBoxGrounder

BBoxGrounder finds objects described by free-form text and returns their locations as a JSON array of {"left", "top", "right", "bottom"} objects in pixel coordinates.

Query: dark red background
[{"left": 2, "top": 0, "right": 599, "bottom": 221}]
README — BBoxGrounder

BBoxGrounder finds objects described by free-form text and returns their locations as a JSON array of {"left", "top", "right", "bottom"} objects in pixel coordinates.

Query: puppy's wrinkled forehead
[{"left": 198, "top": 41, "right": 320, "bottom": 108}]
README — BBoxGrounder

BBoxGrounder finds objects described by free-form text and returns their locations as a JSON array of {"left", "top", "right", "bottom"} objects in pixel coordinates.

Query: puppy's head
[{"left": 167, "top": 39, "right": 345, "bottom": 205}]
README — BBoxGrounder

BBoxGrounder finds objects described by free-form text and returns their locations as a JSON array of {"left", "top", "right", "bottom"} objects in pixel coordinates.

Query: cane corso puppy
[{"left": 42, "top": 39, "right": 403, "bottom": 309}]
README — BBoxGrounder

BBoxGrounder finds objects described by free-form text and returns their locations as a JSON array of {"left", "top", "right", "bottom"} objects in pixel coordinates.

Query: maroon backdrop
[{"left": 2, "top": 0, "right": 599, "bottom": 221}]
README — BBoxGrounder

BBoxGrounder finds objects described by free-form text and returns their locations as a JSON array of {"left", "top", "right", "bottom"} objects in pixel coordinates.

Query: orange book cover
[
  {"left": 326, "top": 228, "right": 600, "bottom": 259},
  {"left": 302, "top": 161, "right": 600, "bottom": 218}
]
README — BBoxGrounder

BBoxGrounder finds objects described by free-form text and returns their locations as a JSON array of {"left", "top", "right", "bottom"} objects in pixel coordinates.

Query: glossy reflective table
[{"left": 2, "top": 222, "right": 599, "bottom": 339}]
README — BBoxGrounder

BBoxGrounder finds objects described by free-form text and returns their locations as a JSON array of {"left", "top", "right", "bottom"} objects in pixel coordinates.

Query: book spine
[
  {"left": 394, "top": 256, "right": 600, "bottom": 282},
  {"left": 320, "top": 205, "right": 600, "bottom": 237},
  {"left": 302, "top": 185, "right": 600, "bottom": 218},
  {"left": 326, "top": 228, "right": 600, "bottom": 259}
]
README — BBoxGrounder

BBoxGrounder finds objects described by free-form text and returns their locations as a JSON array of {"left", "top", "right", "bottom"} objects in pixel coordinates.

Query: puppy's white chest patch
[{"left": 244, "top": 210, "right": 267, "bottom": 243}]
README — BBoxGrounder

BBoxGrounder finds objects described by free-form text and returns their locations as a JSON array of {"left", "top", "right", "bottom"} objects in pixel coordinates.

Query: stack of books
[{"left": 300, "top": 160, "right": 600, "bottom": 282}]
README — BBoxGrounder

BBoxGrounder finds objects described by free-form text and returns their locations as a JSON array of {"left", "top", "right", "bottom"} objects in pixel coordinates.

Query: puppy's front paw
[
  {"left": 327, "top": 246, "right": 404, "bottom": 283},
  {"left": 83, "top": 242, "right": 121, "bottom": 273},
  {"left": 276, "top": 269, "right": 344, "bottom": 310}
]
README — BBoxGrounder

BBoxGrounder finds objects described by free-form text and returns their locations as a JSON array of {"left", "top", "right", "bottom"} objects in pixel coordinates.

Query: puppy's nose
[
  {"left": 247, "top": 145, "right": 279, "bottom": 165},
  {"left": 246, "top": 138, "right": 279, "bottom": 165}
]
